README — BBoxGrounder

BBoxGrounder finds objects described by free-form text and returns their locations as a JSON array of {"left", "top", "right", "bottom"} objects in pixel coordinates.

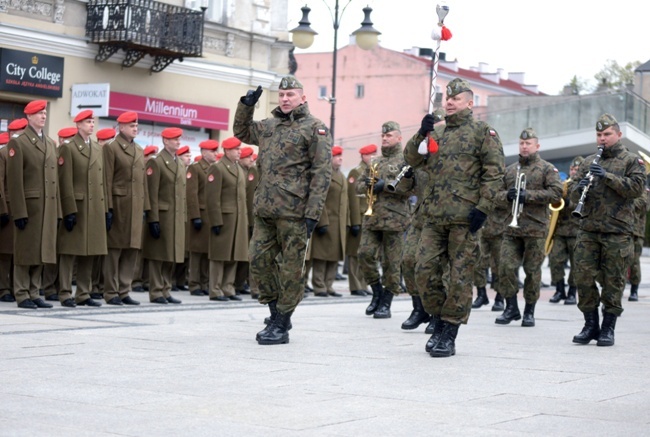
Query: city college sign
[
  {"left": 0, "top": 49, "right": 64, "bottom": 98},
  {"left": 109, "top": 92, "right": 229, "bottom": 130}
]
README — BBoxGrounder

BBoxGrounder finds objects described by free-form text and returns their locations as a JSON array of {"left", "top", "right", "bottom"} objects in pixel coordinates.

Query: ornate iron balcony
[{"left": 85, "top": 0, "right": 206, "bottom": 72}]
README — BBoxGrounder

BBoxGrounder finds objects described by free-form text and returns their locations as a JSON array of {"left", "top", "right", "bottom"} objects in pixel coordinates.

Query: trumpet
[
  {"left": 508, "top": 165, "right": 526, "bottom": 228},
  {"left": 386, "top": 165, "right": 412, "bottom": 193},
  {"left": 364, "top": 163, "right": 379, "bottom": 216},
  {"left": 544, "top": 180, "right": 568, "bottom": 255},
  {"left": 572, "top": 146, "right": 604, "bottom": 219}
]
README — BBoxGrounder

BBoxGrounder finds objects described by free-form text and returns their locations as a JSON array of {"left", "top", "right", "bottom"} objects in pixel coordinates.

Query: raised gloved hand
[
  {"left": 518, "top": 189, "right": 526, "bottom": 204},
  {"left": 316, "top": 225, "right": 328, "bottom": 236},
  {"left": 211, "top": 225, "right": 221, "bottom": 235},
  {"left": 0, "top": 213, "right": 9, "bottom": 228},
  {"left": 305, "top": 218, "right": 318, "bottom": 238},
  {"left": 350, "top": 225, "right": 360, "bottom": 237},
  {"left": 149, "top": 222, "right": 161, "bottom": 239},
  {"left": 589, "top": 163, "right": 606, "bottom": 179},
  {"left": 14, "top": 217, "right": 28, "bottom": 230},
  {"left": 63, "top": 213, "right": 77, "bottom": 232},
  {"left": 240, "top": 85, "right": 263, "bottom": 107},
  {"left": 106, "top": 209, "right": 113, "bottom": 231},
  {"left": 507, "top": 187, "right": 518, "bottom": 202},
  {"left": 468, "top": 207, "right": 488, "bottom": 234},
  {"left": 373, "top": 179, "right": 385, "bottom": 194},
  {"left": 403, "top": 166, "right": 414, "bottom": 179},
  {"left": 192, "top": 218, "right": 202, "bottom": 231},
  {"left": 418, "top": 113, "right": 436, "bottom": 137}
]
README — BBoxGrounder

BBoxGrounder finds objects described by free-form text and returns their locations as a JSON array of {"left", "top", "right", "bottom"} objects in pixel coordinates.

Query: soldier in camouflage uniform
[
  {"left": 494, "top": 128, "right": 563, "bottom": 327},
  {"left": 571, "top": 114, "right": 646, "bottom": 347},
  {"left": 548, "top": 156, "right": 583, "bottom": 305},
  {"left": 356, "top": 121, "right": 415, "bottom": 320},
  {"left": 405, "top": 78, "right": 505, "bottom": 358},
  {"left": 627, "top": 188, "right": 650, "bottom": 302},
  {"left": 233, "top": 76, "right": 332, "bottom": 345}
]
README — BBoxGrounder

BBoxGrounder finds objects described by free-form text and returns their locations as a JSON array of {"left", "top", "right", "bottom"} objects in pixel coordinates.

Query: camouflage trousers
[
  {"left": 249, "top": 216, "right": 308, "bottom": 314},
  {"left": 498, "top": 236, "right": 545, "bottom": 304},
  {"left": 628, "top": 236, "right": 643, "bottom": 285},
  {"left": 416, "top": 223, "right": 479, "bottom": 325},
  {"left": 474, "top": 234, "right": 503, "bottom": 290},
  {"left": 574, "top": 231, "right": 632, "bottom": 316},
  {"left": 358, "top": 229, "right": 403, "bottom": 296},
  {"left": 401, "top": 223, "right": 421, "bottom": 296},
  {"left": 548, "top": 235, "right": 576, "bottom": 287}
]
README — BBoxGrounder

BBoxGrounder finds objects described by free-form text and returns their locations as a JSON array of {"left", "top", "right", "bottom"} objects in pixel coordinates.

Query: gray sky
[{"left": 288, "top": 0, "right": 649, "bottom": 95}]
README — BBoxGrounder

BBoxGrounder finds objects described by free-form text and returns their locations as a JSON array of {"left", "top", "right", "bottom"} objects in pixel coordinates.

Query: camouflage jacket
[
  {"left": 347, "top": 161, "right": 368, "bottom": 227},
  {"left": 632, "top": 188, "right": 650, "bottom": 238},
  {"left": 554, "top": 178, "right": 581, "bottom": 238},
  {"left": 355, "top": 145, "right": 414, "bottom": 232},
  {"left": 570, "top": 143, "right": 646, "bottom": 234},
  {"left": 496, "top": 153, "right": 563, "bottom": 238},
  {"left": 481, "top": 179, "right": 509, "bottom": 239},
  {"left": 233, "top": 101, "right": 332, "bottom": 220},
  {"left": 409, "top": 167, "right": 431, "bottom": 230},
  {"left": 404, "top": 108, "right": 505, "bottom": 225}
]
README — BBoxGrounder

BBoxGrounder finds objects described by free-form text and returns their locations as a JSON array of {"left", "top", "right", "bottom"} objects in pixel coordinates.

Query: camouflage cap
[
  {"left": 519, "top": 127, "right": 538, "bottom": 140},
  {"left": 279, "top": 75, "right": 303, "bottom": 90},
  {"left": 382, "top": 121, "right": 400, "bottom": 134},
  {"left": 596, "top": 113, "right": 618, "bottom": 132},
  {"left": 571, "top": 156, "right": 584, "bottom": 167},
  {"left": 433, "top": 108, "right": 446, "bottom": 123},
  {"left": 446, "top": 78, "right": 472, "bottom": 97}
]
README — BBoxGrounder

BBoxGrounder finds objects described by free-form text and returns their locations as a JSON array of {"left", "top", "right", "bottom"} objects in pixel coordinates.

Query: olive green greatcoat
[
  {"left": 0, "top": 145, "right": 13, "bottom": 255},
  {"left": 57, "top": 134, "right": 108, "bottom": 256},
  {"left": 346, "top": 161, "right": 368, "bottom": 256},
  {"left": 103, "top": 133, "right": 149, "bottom": 249},
  {"left": 309, "top": 168, "right": 348, "bottom": 262},
  {"left": 206, "top": 156, "right": 249, "bottom": 262},
  {"left": 186, "top": 158, "right": 210, "bottom": 254},
  {"left": 143, "top": 148, "right": 186, "bottom": 263},
  {"left": 6, "top": 125, "right": 61, "bottom": 265}
]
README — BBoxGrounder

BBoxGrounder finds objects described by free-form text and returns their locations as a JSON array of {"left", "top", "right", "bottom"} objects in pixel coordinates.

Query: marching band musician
[
  {"left": 571, "top": 114, "right": 645, "bottom": 347},
  {"left": 495, "top": 128, "right": 562, "bottom": 327},
  {"left": 627, "top": 187, "right": 650, "bottom": 302}
]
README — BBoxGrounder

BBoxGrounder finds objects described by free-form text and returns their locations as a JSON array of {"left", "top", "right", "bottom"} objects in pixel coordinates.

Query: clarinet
[{"left": 572, "top": 145, "right": 605, "bottom": 218}]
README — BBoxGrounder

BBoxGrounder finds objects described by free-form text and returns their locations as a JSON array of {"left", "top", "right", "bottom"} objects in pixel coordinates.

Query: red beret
[
  {"left": 332, "top": 145, "right": 343, "bottom": 156},
  {"left": 221, "top": 137, "right": 241, "bottom": 149},
  {"left": 240, "top": 146, "right": 254, "bottom": 159},
  {"left": 0, "top": 132, "right": 9, "bottom": 145},
  {"left": 144, "top": 145, "right": 158, "bottom": 156},
  {"left": 24, "top": 100, "right": 47, "bottom": 115},
  {"left": 253, "top": 153, "right": 258, "bottom": 160},
  {"left": 199, "top": 139, "right": 219, "bottom": 150},
  {"left": 161, "top": 127, "right": 183, "bottom": 139},
  {"left": 216, "top": 153, "right": 224, "bottom": 160},
  {"left": 96, "top": 128, "right": 116, "bottom": 141},
  {"left": 359, "top": 144, "right": 378, "bottom": 155},
  {"left": 8, "top": 118, "right": 27, "bottom": 131},
  {"left": 194, "top": 155, "right": 202, "bottom": 162},
  {"left": 176, "top": 145, "right": 190, "bottom": 156},
  {"left": 116, "top": 111, "right": 138, "bottom": 123},
  {"left": 74, "top": 110, "right": 94, "bottom": 123},
  {"left": 58, "top": 127, "right": 77, "bottom": 139}
]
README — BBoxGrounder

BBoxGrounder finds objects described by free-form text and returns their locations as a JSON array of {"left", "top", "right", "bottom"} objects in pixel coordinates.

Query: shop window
[
  {"left": 355, "top": 84, "right": 365, "bottom": 99},
  {"left": 205, "top": 0, "right": 224, "bottom": 23},
  {"left": 319, "top": 86, "right": 327, "bottom": 100}
]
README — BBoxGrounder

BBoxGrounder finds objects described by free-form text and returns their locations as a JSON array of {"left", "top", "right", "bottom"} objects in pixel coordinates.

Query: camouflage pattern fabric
[
  {"left": 549, "top": 235, "right": 577, "bottom": 287},
  {"left": 401, "top": 222, "right": 421, "bottom": 296},
  {"left": 629, "top": 236, "right": 643, "bottom": 285},
  {"left": 358, "top": 229, "right": 404, "bottom": 295},
  {"left": 499, "top": 236, "right": 546, "bottom": 303},
  {"left": 474, "top": 235, "right": 502, "bottom": 289},
  {"left": 628, "top": 188, "right": 649, "bottom": 285}
]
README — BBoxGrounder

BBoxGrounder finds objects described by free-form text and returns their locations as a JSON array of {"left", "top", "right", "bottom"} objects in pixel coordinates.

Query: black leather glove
[
  {"left": 373, "top": 179, "right": 385, "bottom": 193},
  {"left": 106, "top": 209, "right": 113, "bottom": 231},
  {"left": 403, "top": 167, "right": 414, "bottom": 179},
  {"left": 590, "top": 163, "right": 606, "bottom": 179},
  {"left": 15, "top": 217, "right": 28, "bottom": 230},
  {"left": 211, "top": 225, "right": 221, "bottom": 235},
  {"left": 240, "top": 85, "right": 263, "bottom": 107},
  {"left": 519, "top": 189, "right": 526, "bottom": 204},
  {"left": 316, "top": 225, "right": 328, "bottom": 236},
  {"left": 365, "top": 176, "right": 376, "bottom": 189},
  {"left": 468, "top": 207, "right": 488, "bottom": 234},
  {"left": 418, "top": 113, "right": 436, "bottom": 137},
  {"left": 0, "top": 213, "right": 9, "bottom": 228},
  {"left": 64, "top": 213, "right": 77, "bottom": 232},
  {"left": 192, "top": 218, "right": 202, "bottom": 231},
  {"left": 350, "top": 225, "right": 360, "bottom": 237},
  {"left": 149, "top": 222, "right": 161, "bottom": 239},
  {"left": 305, "top": 218, "right": 318, "bottom": 238},
  {"left": 577, "top": 178, "right": 590, "bottom": 191},
  {"left": 507, "top": 187, "right": 518, "bottom": 202}
]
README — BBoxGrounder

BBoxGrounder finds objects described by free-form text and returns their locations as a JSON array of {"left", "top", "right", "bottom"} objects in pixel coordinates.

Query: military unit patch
[
  {"left": 248, "top": 174, "right": 254, "bottom": 181},
  {"left": 208, "top": 174, "right": 214, "bottom": 182},
  {"left": 489, "top": 129, "right": 496, "bottom": 136},
  {"left": 348, "top": 176, "right": 355, "bottom": 184},
  {"left": 317, "top": 128, "right": 326, "bottom": 135},
  {"left": 58, "top": 156, "right": 64, "bottom": 166},
  {"left": 187, "top": 172, "right": 192, "bottom": 179},
  {"left": 638, "top": 159, "right": 645, "bottom": 166},
  {"left": 146, "top": 167, "right": 153, "bottom": 176},
  {"left": 8, "top": 148, "right": 15, "bottom": 157}
]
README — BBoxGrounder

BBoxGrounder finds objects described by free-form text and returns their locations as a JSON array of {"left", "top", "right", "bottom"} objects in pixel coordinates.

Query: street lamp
[{"left": 290, "top": 2, "right": 381, "bottom": 141}]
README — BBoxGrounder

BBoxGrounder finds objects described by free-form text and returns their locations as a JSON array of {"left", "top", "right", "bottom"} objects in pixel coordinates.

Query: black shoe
[
  {"left": 327, "top": 291, "right": 342, "bottom": 297},
  {"left": 365, "top": 282, "right": 383, "bottom": 315},
  {"left": 251, "top": 293, "right": 260, "bottom": 299},
  {"left": 425, "top": 317, "right": 445, "bottom": 352},
  {"left": 314, "top": 292, "right": 328, "bottom": 297},
  {"left": 45, "top": 294, "right": 59, "bottom": 302},
  {"left": 424, "top": 318, "right": 436, "bottom": 335},
  {"left": 373, "top": 291, "right": 394, "bottom": 319},
  {"left": 495, "top": 296, "right": 521, "bottom": 325},
  {"left": 550, "top": 280, "right": 567, "bottom": 303},
  {"left": 564, "top": 286, "right": 577, "bottom": 305},
  {"left": 122, "top": 296, "right": 140, "bottom": 305},
  {"left": 106, "top": 296, "right": 123, "bottom": 305},
  {"left": 628, "top": 284, "right": 639, "bottom": 302},
  {"left": 32, "top": 298, "right": 53, "bottom": 308},
  {"left": 491, "top": 293, "right": 505, "bottom": 312},
  {"left": 210, "top": 296, "right": 229, "bottom": 301},
  {"left": 131, "top": 285, "right": 145, "bottom": 292},
  {"left": 335, "top": 273, "right": 346, "bottom": 281},
  {"left": 90, "top": 293, "right": 103, "bottom": 299},
  {"left": 151, "top": 297, "right": 168, "bottom": 304},
  {"left": 430, "top": 322, "right": 459, "bottom": 358},
  {"left": 190, "top": 290, "right": 204, "bottom": 296},
  {"left": 257, "top": 310, "right": 293, "bottom": 345},
  {"left": 176, "top": 285, "right": 188, "bottom": 291},
  {"left": 471, "top": 287, "right": 489, "bottom": 309},
  {"left": 304, "top": 285, "right": 314, "bottom": 293},
  {"left": 171, "top": 286, "right": 179, "bottom": 291},
  {"left": 78, "top": 298, "right": 102, "bottom": 307},
  {"left": 166, "top": 296, "right": 182, "bottom": 304},
  {"left": 596, "top": 312, "right": 617, "bottom": 347},
  {"left": 236, "top": 288, "right": 251, "bottom": 295},
  {"left": 573, "top": 309, "right": 600, "bottom": 344},
  {"left": 0, "top": 294, "right": 16, "bottom": 302},
  {"left": 17, "top": 299, "right": 37, "bottom": 309},
  {"left": 228, "top": 295, "right": 243, "bottom": 301},
  {"left": 350, "top": 290, "right": 367, "bottom": 296},
  {"left": 401, "top": 296, "right": 431, "bottom": 330},
  {"left": 521, "top": 303, "right": 536, "bottom": 327},
  {"left": 61, "top": 298, "right": 76, "bottom": 308}
]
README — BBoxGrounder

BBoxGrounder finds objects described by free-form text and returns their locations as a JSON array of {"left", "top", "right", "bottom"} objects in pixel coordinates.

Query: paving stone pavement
[{"left": 1, "top": 259, "right": 649, "bottom": 436}]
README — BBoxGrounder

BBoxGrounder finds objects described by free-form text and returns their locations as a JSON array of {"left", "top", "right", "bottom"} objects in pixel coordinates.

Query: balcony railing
[{"left": 85, "top": 0, "right": 206, "bottom": 72}]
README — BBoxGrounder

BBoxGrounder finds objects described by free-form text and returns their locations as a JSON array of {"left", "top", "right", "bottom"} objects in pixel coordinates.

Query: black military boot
[
  {"left": 495, "top": 295, "right": 521, "bottom": 324},
  {"left": 491, "top": 293, "right": 504, "bottom": 312},
  {"left": 429, "top": 322, "right": 459, "bottom": 358},
  {"left": 365, "top": 282, "right": 383, "bottom": 315},
  {"left": 373, "top": 291, "right": 394, "bottom": 319},
  {"left": 521, "top": 302, "right": 536, "bottom": 327},
  {"left": 257, "top": 310, "right": 293, "bottom": 345},
  {"left": 425, "top": 316, "right": 445, "bottom": 352},
  {"left": 549, "top": 279, "right": 566, "bottom": 303},
  {"left": 596, "top": 312, "right": 617, "bottom": 347},
  {"left": 629, "top": 284, "right": 639, "bottom": 302},
  {"left": 572, "top": 309, "right": 600, "bottom": 344},
  {"left": 564, "top": 286, "right": 577, "bottom": 305},
  {"left": 471, "top": 286, "right": 489, "bottom": 308},
  {"left": 259, "top": 301, "right": 291, "bottom": 341},
  {"left": 401, "top": 295, "right": 430, "bottom": 330}
]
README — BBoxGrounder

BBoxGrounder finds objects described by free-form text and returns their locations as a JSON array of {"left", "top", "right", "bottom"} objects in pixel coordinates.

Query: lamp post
[{"left": 290, "top": 2, "right": 381, "bottom": 141}]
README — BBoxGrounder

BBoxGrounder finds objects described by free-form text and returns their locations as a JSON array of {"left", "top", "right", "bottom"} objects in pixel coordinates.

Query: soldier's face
[
  {"left": 361, "top": 153, "right": 374, "bottom": 165},
  {"left": 119, "top": 122, "right": 138, "bottom": 141},
  {"left": 445, "top": 92, "right": 473, "bottom": 115},
  {"left": 163, "top": 137, "right": 181, "bottom": 155},
  {"left": 381, "top": 130, "right": 401, "bottom": 148},
  {"left": 77, "top": 118, "right": 95, "bottom": 137},
  {"left": 202, "top": 149, "right": 217, "bottom": 163},
  {"left": 180, "top": 154, "right": 191, "bottom": 166},
  {"left": 569, "top": 165, "right": 579, "bottom": 178},
  {"left": 278, "top": 89, "right": 306, "bottom": 114},
  {"left": 225, "top": 147, "right": 241, "bottom": 162},
  {"left": 518, "top": 138, "right": 539, "bottom": 157},
  {"left": 27, "top": 110, "right": 47, "bottom": 130},
  {"left": 240, "top": 156, "right": 253, "bottom": 169},
  {"left": 597, "top": 126, "right": 622, "bottom": 148},
  {"left": 332, "top": 154, "right": 343, "bottom": 170}
]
